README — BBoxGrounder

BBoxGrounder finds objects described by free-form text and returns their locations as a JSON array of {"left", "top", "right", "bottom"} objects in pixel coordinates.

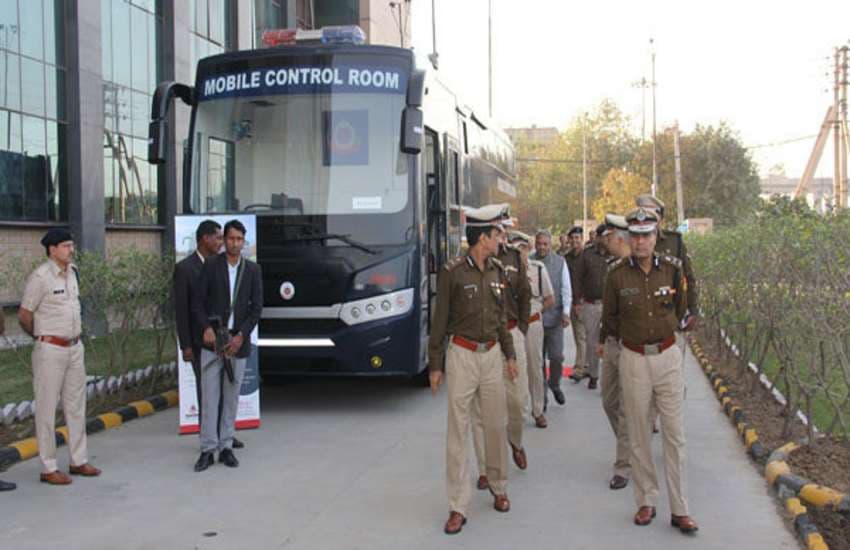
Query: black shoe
[
  {"left": 0, "top": 479, "right": 16, "bottom": 491},
  {"left": 551, "top": 387, "right": 566, "bottom": 405},
  {"left": 194, "top": 451, "right": 215, "bottom": 472},
  {"left": 587, "top": 377, "right": 598, "bottom": 390},
  {"left": 219, "top": 448, "right": 239, "bottom": 468},
  {"left": 232, "top": 438, "right": 245, "bottom": 449}
]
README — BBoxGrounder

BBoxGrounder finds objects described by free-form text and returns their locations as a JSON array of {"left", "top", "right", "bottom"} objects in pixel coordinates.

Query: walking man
[
  {"left": 429, "top": 205, "right": 518, "bottom": 535},
  {"left": 570, "top": 224, "right": 611, "bottom": 390},
  {"left": 472, "top": 210, "right": 532, "bottom": 488},
  {"left": 531, "top": 230, "right": 572, "bottom": 406},
  {"left": 596, "top": 214, "right": 631, "bottom": 490},
  {"left": 563, "top": 226, "right": 586, "bottom": 383},
  {"left": 192, "top": 220, "right": 263, "bottom": 472},
  {"left": 512, "top": 231, "right": 554, "bottom": 428},
  {"left": 600, "top": 208, "right": 698, "bottom": 534},
  {"left": 18, "top": 228, "right": 101, "bottom": 485}
]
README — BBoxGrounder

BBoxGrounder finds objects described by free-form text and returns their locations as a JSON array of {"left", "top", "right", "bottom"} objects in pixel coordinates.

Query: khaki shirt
[
  {"left": 528, "top": 259, "right": 554, "bottom": 316},
  {"left": 600, "top": 254, "right": 686, "bottom": 345},
  {"left": 497, "top": 244, "right": 532, "bottom": 333},
  {"left": 573, "top": 244, "right": 609, "bottom": 302},
  {"left": 428, "top": 254, "right": 516, "bottom": 371},
  {"left": 21, "top": 260, "right": 82, "bottom": 339},
  {"left": 655, "top": 229, "right": 698, "bottom": 312}
]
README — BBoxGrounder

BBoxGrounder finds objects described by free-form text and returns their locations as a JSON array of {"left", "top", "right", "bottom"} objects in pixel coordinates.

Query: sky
[{"left": 410, "top": 0, "right": 850, "bottom": 178}]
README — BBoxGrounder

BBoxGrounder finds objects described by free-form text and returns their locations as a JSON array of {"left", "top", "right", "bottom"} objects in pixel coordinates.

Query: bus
[{"left": 149, "top": 26, "right": 517, "bottom": 380}]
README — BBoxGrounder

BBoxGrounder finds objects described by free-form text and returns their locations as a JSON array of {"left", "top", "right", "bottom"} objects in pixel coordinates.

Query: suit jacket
[
  {"left": 173, "top": 252, "right": 205, "bottom": 352},
  {"left": 192, "top": 252, "right": 263, "bottom": 359}
]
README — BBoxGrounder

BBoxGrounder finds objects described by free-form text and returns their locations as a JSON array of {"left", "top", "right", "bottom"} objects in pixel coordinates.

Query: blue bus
[{"left": 149, "top": 26, "right": 517, "bottom": 380}]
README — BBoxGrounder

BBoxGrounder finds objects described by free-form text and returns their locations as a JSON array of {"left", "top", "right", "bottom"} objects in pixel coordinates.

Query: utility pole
[
  {"left": 673, "top": 121, "right": 685, "bottom": 225},
  {"left": 840, "top": 46, "right": 848, "bottom": 208},
  {"left": 650, "top": 38, "right": 658, "bottom": 197},
  {"left": 834, "top": 48, "right": 841, "bottom": 207},
  {"left": 582, "top": 115, "right": 588, "bottom": 232},
  {"left": 631, "top": 77, "right": 649, "bottom": 141},
  {"left": 428, "top": 0, "right": 438, "bottom": 69},
  {"left": 488, "top": 0, "right": 493, "bottom": 118}
]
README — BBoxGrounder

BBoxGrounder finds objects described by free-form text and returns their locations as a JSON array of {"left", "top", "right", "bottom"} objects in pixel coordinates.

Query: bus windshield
[{"left": 189, "top": 58, "right": 412, "bottom": 245}]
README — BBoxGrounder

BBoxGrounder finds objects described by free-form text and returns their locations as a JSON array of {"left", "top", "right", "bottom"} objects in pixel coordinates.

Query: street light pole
[
  {"left": 650, "top": 38, "right": 658, "bottom": 197},
  {"left": 488, "top": 0, "right": 493, "bottom": 118},
  {"left": 582, "top": 115, "right": 588, "bottom": 231}
]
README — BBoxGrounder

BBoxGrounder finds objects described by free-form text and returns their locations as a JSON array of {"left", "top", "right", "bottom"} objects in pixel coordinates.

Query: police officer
[
  {"left": 472, "top": 206, "right": 532, "bottom": 489},
  {"left": 563, "top": 226, "right": 586, "bottom": 381},
  {"left": 634, "top": 194, "right": 698, "bottom": 331},
  {"left": 596, "top": 214, "right": 631, "bottom": 490},
  {"left": 18, "top": 229, "right": 101, "bottom": 485},
  {"left": 600, "top": 208, "right": 698, "bottom": 534},
  {"left": 512, "top": 231, "right": 555, "bottom": 428},
  {"left": 429, "top": 205, "right": 518, "bottom": 535},
  {"left": 570, "top": 224, "right": 611, "bottom": 389},
  {"left": 0, "top": 314, "right": 17, "bottom": 491}
]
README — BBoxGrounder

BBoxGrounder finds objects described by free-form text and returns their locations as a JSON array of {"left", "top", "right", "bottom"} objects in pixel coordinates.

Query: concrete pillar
[{"left": 65, "top": 0, "right": 105, "bottom": 253}]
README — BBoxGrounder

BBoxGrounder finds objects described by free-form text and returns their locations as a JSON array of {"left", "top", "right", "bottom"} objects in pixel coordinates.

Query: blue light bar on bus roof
[{"left": 261, "top": 26, "right": 366, "bottom": 48}]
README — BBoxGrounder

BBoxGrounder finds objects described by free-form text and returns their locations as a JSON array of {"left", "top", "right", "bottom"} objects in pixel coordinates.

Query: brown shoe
[
  {"left": 533, "top": 414, "right": 548, "bottom": 428},
  {"left": 69, "top": 463, "right": 101, "bottom": 477},
  {"left": 40, "top": 471, "right": 72, "bottom": 485},
  {"left": 493, "top": 494, "right": 511, "bottom": 512},
  {"left": 477, "top": 475, "right": 490, "bottom": 491},
  {"left": 634, "top": 506, "right": 656, "bottom": 526},
  {"left": 587, "top": 377, "right": 598, "bottom": 390},
  {"left": 671, "top": 515, "right": 699, "bottom": 534},
  {"left": 510, "top": 443, "right": 528, "bottom": 470},
  {"left": 444, "top": 511, "right": 466, "bottom": 535}
]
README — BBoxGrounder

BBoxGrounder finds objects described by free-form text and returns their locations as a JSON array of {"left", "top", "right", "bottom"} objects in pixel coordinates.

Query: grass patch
[{"left": 0, "top": 329, "right": 176, "bottom": 405}]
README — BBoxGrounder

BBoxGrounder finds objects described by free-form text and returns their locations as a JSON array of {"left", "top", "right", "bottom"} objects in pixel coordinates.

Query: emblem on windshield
[{"left": 280, "top": 281, "right": 295, "bottom": 300}]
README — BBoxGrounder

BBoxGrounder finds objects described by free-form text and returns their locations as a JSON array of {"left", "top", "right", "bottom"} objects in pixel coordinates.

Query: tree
[{"left": 592, "top": 168, "right": 651, "bottom": 221}]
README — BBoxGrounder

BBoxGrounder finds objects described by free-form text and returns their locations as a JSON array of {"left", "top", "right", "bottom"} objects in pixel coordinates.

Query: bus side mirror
[
  {"left": 149, "top": 120, "right": 168, "bottom": 164},
  {"left": 401, "top": 106, "right": 423, "bottom": 154}
]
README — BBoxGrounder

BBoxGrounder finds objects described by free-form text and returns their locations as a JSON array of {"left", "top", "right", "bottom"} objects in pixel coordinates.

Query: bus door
[
  {"left": 443, "top": 134, "right": 463, "bottom": 259},
  {"left": 423, "top": 128, "right": 443, "bottom": 327}
]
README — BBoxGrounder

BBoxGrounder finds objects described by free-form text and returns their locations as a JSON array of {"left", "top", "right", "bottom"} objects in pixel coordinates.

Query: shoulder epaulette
[
  {"left": 490, "top": 257, "right": 505, "bottom": 271},
  {"left": 660, "top": 254, "right": 683, "bottom": 269},
  {"left": 444, "top": 256, "right": 465, "bottom": 272},
  {"left": 607, "top": 257, "right": 627, "bottom": 273}
]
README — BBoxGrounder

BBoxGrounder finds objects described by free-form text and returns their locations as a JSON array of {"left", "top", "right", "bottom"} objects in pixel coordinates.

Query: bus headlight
[{"left": 339, "top": 288, "right": 415, "bottom": 326}]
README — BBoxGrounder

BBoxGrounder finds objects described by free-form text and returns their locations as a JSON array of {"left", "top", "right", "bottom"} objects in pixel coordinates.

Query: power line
[
  {"left": 744, "top": 135, "right": 818, "bottom": 150},
  {"left": 516, "top": 157, "right": 614, "bottom": 165}
]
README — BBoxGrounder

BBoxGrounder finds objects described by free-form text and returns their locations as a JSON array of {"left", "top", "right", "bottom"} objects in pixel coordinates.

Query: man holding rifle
[{"left": 192, "top": 220, "right": 263, "bottom": 472}]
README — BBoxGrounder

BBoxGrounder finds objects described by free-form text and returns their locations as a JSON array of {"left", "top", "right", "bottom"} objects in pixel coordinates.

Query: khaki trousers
[
  {"left": 525, "top": 319, "right": 545, "bottom": 417},
  {"left": 446, "top": 341, "right": 509, "bottom": 515},
  {"left": 620, "top": 345, "right": 689, "bottom": 516},
  {"left": 570, "top": 306, "right": 586, "bottom": 372},
  {"left": 32, "top": 340, "right": 88, "bottom": 473},
  {"left": 600, "top": 337, "right": 630, "bottom": 478},
  {"left": 579, "top": 302, "right": 603, "bottom": 379},
  {"left": 472, "top": 327, "right": 528, "bottom": 473}
]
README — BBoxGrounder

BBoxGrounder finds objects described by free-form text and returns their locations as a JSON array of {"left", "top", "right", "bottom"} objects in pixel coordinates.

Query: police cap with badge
[
  {"left": 635, "top": 194, "right": 665, "bottom": 218},
  {"left": 602, "top": 213, "right": 628, "bottom": 236},
  {"left": 40, "top": 228, "right": 74, "bottom": 254},
  {"left": 625, "top": 207, "right": 659, "bottom": 234},
  {"left": 463, "top": 204, "right": 508, "bottom": 232}
]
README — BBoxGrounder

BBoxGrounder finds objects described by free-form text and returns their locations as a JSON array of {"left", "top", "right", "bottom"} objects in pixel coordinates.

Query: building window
[
  {"left": 314, "top": 0, "right": 359, "bottom": 27},
  {"left": 0, "top": 0, "right": 67, "bottom": 223},
  {"left": 253, "top": 0, "right": 285, "bottom": 48},
  {"left": 102, "top": 0, "right": 162, "bottom": 225},
  {"left": 190, "top": 0, "right": 233, "bottom": 75}
]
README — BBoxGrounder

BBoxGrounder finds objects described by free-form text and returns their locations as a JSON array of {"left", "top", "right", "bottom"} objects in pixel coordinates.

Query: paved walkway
[{"left": 0, "top": 336, "right": 798, "bottom": 549}]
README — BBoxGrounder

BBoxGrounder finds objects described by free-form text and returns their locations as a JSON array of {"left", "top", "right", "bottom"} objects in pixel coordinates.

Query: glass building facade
[{"left": 0, "top": 0, "right": 67, "bottom": 222}]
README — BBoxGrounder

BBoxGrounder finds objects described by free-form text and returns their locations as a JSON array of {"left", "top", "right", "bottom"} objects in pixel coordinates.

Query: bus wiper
[{"left": 286, "top": 233, "right": 378, "bottom": 255}]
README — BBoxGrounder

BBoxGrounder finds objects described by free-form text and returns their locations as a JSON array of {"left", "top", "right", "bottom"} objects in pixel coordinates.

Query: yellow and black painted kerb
[
  {"left": 689, "top": 336, "right": 837, "bottom": 550},
  {"left": 0, "top": 390, "right": 178, "bottom": 470}
]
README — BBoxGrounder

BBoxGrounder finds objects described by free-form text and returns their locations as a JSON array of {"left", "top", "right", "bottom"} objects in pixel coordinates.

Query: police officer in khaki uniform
[
  {"left": 471, "top": 206, "right": 532, "bottom": 490},
  {"left": 570, "top": 224, "right": 611, "bottom": 389},
  {"left": 513, "top": 231, "right": 555, "bottom": 428},
  {"left": 600, "top": 209, "right": 698, "bottom": 534},
  {"left": 18, "top": 229, "right": 101, "bottom": 485},
  {"left": 563, "top": 227, "right": 586, "bottom": 379},
  {"left": 429, "top": 205, "right": 519, "bottom": 535},
  {"left": 595, "top": 214, "right": 631, "bottom": 490}
]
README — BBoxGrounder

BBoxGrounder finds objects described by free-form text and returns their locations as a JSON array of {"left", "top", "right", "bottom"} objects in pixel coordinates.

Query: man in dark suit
[{"left": 191, "top": 220, "right": 263, "bottom": 472}]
